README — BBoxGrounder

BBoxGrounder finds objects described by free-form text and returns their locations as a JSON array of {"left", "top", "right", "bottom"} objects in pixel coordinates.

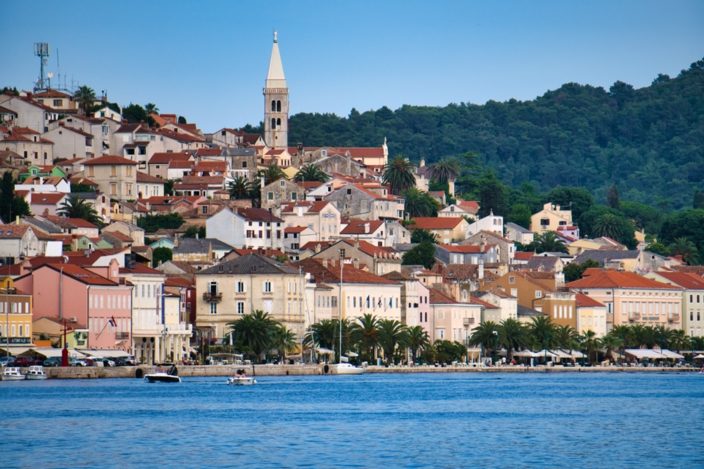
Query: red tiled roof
[
  {"left": 33, "top": 89, "right": 71, "bottom": 98},
  {"left": 567, "top": 269, "right": 681, "bottom": 290},
  {"left": 43, "top": 263, "right": 117, "bottom": 286},
  {"left": 655, "top": 271, "right": 704, "bottom": 290},
  {"left": 148, "top": 151, "right": 191, "bottom": 164},
  {"left": 514, "top": 251, "right": 535, "bottom": 261},
  {"left": 429, "top": 288, "right": 456, "bottom": 304},
  {"left": 30, "top": 193, "right": 66, "bottom": 205},
  {"left": 136, "top": 171, "right": 164, "bottom": 183},
  {"left": 575, "top": 293, "right": 605, "bottom": 308},
  {"left": 169, "top": 160, "right": 194, "bottom": 169},
  {"left": 45, "top": 216, "right": 97, "bottom": 229},
  {"left": 438, "top": 244, "right": 486, "bottom": 253},
  {"left": 340, "top": 219, "right": 383, "bottom": 235},
  {"left": 194, "top": 161, "right": 227, "bottom": 172},
  {"left": 82, "top": 155, "right": 137, "bottom": 166},
  {"left": 232, "top": 248, "right": 286, "bottom": 258},
  {"left": 470, "top": 296, "right": 499, "bottom": 309},
  {"left": 340, "top": 239, "right": 398, "bottom": 259},
  {"left": 0, "top": 225, "right": 30, "bottom": 239},
  {"left": 411, "top": 217, "right": 465, "bottom": 230},
  {"left": 298, "top": 258, "right": 398, "bottom": 285},
  {"left": 326, "top": 147, "right": 385, "bottom": 158},
  {"left": 285, "top": 226, "right": 308, "bottom": 234}
]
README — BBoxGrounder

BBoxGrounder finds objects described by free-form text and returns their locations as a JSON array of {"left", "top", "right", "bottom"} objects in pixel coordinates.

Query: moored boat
[
  {"left": 332, "top": 363, "right": 364, "bottom": 375},
  {"left": 227, "top": 376, "right": 256, "bottom": 386},
  {"left": 144, "top": 372, "right": 181, "bottom": 383},
  {"left": 25, "top": 365, "right": 48, "bottom": 380},
  {"left": 2, "top": 367, "right": 26, "bottom": 381}
]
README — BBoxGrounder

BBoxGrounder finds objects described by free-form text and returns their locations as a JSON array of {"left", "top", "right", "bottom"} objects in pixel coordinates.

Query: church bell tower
[{"left": 264, "top": 31, "right": 288, "bottom": 149}]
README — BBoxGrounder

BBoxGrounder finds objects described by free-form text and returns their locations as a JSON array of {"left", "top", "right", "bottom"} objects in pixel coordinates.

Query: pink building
[{"left": 15, "top": 261, "right": 133, "bottom": 351}]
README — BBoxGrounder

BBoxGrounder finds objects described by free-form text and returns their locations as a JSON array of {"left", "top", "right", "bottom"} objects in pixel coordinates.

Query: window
[
  {"left": 540, "top": 218, "right": 550, "bottom": 226},
  {"left": 209, "top": 282, "right": 218, "bottom": 294},
  {"left": 263, "top": 281, "right": 272, "bottom": 293},
  {"left": 291, "top": 192, "right": 297, "bottom": 201},
  {"left": 110, "top": 183, "right": 117, "bottom": 195},
  {"left": 268, "top": 192, "right": 274, "bottom": 200},
  {"left": 236, "top": 281, "right": 245, "bottom": 293},
  {"left": 276, "top": 100, "right": 282, "bottom": 112},
  {"left": 237, "top": 302, "right": 245, "bottom": 315},
  {"left": 271, "top": 100, "right": 276, "bottom": 112},
  {"left": 271, "top": 118, "right": 276, "bottom": 129},
  {"left": 535, "top": 290, "right": 542, "bottom": 299},
  {"left": 508, "top": 276, "right": 515, "bottom": 284},
  {"left": 111, "top": 165, "right": 117, "bottom": 176},
  {"left": 53, "top": 99, "right": 62, "bottom": 106},
  {"left": 201, "top": 206, "right": 208, "bottom": 214},
  {"left": 210, "top": 303, "right": 217, "bottom": 315}
]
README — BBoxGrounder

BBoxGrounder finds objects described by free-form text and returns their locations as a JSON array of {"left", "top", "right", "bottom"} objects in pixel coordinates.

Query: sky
[{"left": 2, "top": 1, "right": 703, "bottom": 132}]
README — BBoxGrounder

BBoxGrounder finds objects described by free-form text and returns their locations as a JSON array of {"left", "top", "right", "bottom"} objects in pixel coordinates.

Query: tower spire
[{"left": 263, "top": 32, "right": 289, "bottom": 149}]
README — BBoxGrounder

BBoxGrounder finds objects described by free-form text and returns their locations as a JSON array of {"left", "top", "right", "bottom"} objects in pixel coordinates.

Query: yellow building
[
  {"left": 0, "top": 277, "right": 33, "bottom": 346},
  {"left": 530, "top": 202, "right": 573, "bottom": 234}
]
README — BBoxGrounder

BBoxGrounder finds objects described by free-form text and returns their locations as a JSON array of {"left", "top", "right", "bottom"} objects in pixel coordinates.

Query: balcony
[
  {"left": 116, "top": 332, "right": 130, "bottom": 339},
  {"left": 202, "top": 292, "right": 223, "bottom": 303},
  {"left": 628, "top": 312, "right": 641, "bottom": 322},
  {"left": 668, "top": 314, "right": 679, "bottom": 324}
]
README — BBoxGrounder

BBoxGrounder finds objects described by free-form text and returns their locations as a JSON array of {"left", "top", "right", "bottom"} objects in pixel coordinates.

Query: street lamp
[{"left": 492, "top": 330, "right": 499, "bottom": 366}]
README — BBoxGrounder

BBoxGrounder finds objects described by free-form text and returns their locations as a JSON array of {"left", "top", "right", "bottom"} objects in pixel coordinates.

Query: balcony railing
[{"left": 202, "top": 292, "right": 223, "bottom": 303}]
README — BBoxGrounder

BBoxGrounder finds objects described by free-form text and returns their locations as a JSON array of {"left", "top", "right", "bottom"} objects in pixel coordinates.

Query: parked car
[
  {"left": 43, "top": 357, "right": 63, "bottom": 367},
  {"left": 0, "top": 356, "right": 13, "bottom": 366},
  {"left": 70, "top": 358, "right": 88, "bottom": 367},
  {"left": 9, "top": 356, "right": 41, "bottom": 367}
]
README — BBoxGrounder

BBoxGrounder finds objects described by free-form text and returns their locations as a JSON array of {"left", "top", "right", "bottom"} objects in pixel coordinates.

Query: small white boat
[
  {"left": 332, "top": 363, "right": 364, "bottom": 375},
  {"left": 25, "top": 365, "right": 48, "bottom": 380},
  {"left": 2, "top": 367, "right": 26, "bottom": 381},
  {"left": 144, "top": 372, "right": 181, "bottom": 383},
  {"left": 227, "top": 376, "right": 257, "bottom": 386}
]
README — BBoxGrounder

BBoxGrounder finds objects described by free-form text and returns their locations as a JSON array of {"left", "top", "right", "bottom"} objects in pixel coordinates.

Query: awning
[
  {"left": 346, "top": 351, "right": 359, "bottom": 358},
  {"left": 549, "top": 350, "right": 573, "bottom": 359},
  {"left": 625, "top": 349, "right": 664, "bottom": 359},
  {"left": 659, "top": 349, "right": 684, "bottom": 359},
  {"left": 513, "top": 350, "right": 542, "bottom": 358},
  {"left": 694, "top": 354, "right": 704, "bottom": 359},
  {"left": 77, "top": 349, "right": 130, "bottom": 358},
  {"left": 535, "top": 349, "right": 559, "bottom": 358},
  {"left": 316, "top": 347, "right": 334, "bottom": 355},
  {"left": 0, "top": 345, "right": 32, "bottom": 356},
  {"left": 28, "top": 347, "right": 81, "bottom": 358}
]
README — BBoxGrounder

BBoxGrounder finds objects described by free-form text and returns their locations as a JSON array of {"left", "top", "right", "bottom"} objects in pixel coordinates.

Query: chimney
[
  {"left": 15, "top": 215, "right": 19, "bottom": 225},
  {"left": 352, "top": 258, "right": 359, "bottom": 270},
  {"left": 322, "top": 258, "right": 329, "bottom": 268},
  {"left": 314, "top": 243, "right": 321, "bottom": 253},
  {"left": 420, "top": 158, "right": 425, "bottom": 168},
  {"left": 478, "top": 261, "right": 484, "bottom": 280},
  {"left": 364, "top": 222, "right": 370, "bottom": 233}
]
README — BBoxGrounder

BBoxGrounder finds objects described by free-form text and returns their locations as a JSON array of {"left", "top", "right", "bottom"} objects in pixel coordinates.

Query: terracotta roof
[
  {"left": 148, "top": 151, "right": 191, "bottom": 164},
  {"left": 56, "top": 124, "right": 93, "bottom": 138},
  {"left": 169, "top": 160, "right": 194, "bottom": 169},
  {"left": 457, "top": 200, "right": 480, "bottom": 213},
  {"left": 429, "top": 288, "right": 456, "bottom": 304},
  {"left": 300, "top": 241, "right": 333, "bottom": 252},
  {"left": 340, "top": 219, "right": 383, "bottom": 235},
  {"left": 411, "top": 217, "right": 465, "bottom": 230},
  {"left": 42, "top": 263, "right": 117, "bottom": 286},
  {"left": 298, "top": 258, "right": 398, "bottom": 285},
  {"left": 194, "top": 161, "right": 227, "bottom": 172},
  {"left": 514, "top": 251, "right": 535, "bottom": 261},
  {"left": 82, "top": 155, "right": 137, "bottom": 166},
  {"left": 236, "top": 207, "right": 283, "bottom": 223},
  {"left": 33, "top": 89, "right": 71, "bottom": 98},
  {"left": 285, "top": 226, "right": 308, "bottom": 234},
  {"left": 30, "top": 193, "right": 66, "bottom": 205},
  {"left": 232, "top": 248, "right": 286, "bottom": 258},
  {"left": 575, "top": 293, "right": 605, "bottom": 308},
  {"left": 438, "top": 244, "right": 487, "bottom": 253},
  {"left": 45, "top": 216, "right": 97, "bottom": 229},
  {"left": 339, "top": 239, "right": 398, "bottom": 259},
  {"left": 655, "top": 271, "right": 704, "bottom": 290},
  {"left": 326, "top": 147, "right": 385, "bottom": 158},
  {"left": 470, "top": 296, "right": 499, "bottom": 309},
  {"left": 0, "top": 225, "right": 30, "bottom": 239},
  {"left": 136, "top": 171, "right": 164, "bottom": 183},
  {"left": 567, "top": 269, "right": 681, "bottom": 290}
]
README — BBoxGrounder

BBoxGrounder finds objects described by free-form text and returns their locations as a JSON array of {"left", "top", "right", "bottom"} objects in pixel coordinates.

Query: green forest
[{"left": 283, "top": 59, "right": 704, "bottom": 211}]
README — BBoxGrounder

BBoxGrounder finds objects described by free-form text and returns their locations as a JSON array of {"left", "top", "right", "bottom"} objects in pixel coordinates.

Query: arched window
[
  {"left": 271, "top": 118, "right": 276, "bottom": 129},
  {"left": 271, "top": 100, "right": 276, "bottom": 111},
  {"left": 276, "top": 100, "right": 282, "bottom": 112},
  {"left": 276, "top": 118, "right": 281, "bottom": 126}
]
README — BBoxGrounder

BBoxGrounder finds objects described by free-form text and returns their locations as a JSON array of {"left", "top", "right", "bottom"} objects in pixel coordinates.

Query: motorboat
[
  {"left": 25, "top": 365, "right": 48, "bottom": 380},
  {"left": 2, "top": 367, "right": 26, "bottom": 381},
  {"left": 227, "top": 376, "right": 257, "bottom": 386},
  {"left": 144, "top": 372, "right": 181, "bottom": 383},
  {"left": 332, "top": 363, "right": 364, "bottom": 375}
]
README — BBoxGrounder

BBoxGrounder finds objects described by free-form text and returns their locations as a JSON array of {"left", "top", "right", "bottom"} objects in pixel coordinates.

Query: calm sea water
[{"left": 1, "top": 372, "right": 702, "bottom": 468}]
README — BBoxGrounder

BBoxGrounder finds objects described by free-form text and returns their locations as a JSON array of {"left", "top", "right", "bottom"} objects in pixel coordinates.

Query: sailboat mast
[{"left": 338, "top": 252, "right": 343, "bottom": 364}]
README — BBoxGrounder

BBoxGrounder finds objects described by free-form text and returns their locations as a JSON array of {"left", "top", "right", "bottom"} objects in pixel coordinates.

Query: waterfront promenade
[{"left": 23, "top": 363, "right": 700, "bottom": 379}]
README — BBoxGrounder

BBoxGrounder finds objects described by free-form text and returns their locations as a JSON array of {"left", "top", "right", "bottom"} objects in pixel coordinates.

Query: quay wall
[{"left": 34, "top": 364, "right": 700, "bottom": 379}]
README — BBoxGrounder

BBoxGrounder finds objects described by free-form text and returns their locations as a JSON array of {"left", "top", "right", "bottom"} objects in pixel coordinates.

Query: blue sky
[{"left": 2, "top": 0, "right": 702, "bottom": 132}]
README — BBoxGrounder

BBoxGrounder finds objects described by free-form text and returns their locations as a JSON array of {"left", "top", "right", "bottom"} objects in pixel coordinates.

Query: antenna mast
[{"left": 34, "top": 42, "right": 50, "bottom": 91}]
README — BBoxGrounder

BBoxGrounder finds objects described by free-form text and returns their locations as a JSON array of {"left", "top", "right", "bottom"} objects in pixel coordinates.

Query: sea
[{"left": 1, "top": 372, "right": 702, "bottom": 468}]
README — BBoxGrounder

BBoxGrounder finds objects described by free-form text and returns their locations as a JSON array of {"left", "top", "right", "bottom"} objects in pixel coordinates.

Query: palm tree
[
  {"left": 580, "top": 330, "right": 600, "bottom": 363},
  {"left": 228, "top": 310, "right": 278, "bottom": 363},
  {"left": 401, "top": 325, "right": 430, "bottom": 364},
  {"left": 498, "top": 318, "right": 527, "bottom": 363},
  {"left": 58, "top": 195, "right": 103, "bottom": 225},
  {"left": 468, "top": 321, "right": 500, "bottom": 361},
  {"left": 350, "top": 313, "right": 379, "bottom": 363},
  {"left": 259, "top": 164, "right": 286, "bottom": 185},
  {"left": 610, "top": 325, "right": 633, "bottom": 349},
  {"left": 293, "top": 164, "right": 329, "bottom": 182},
  {"left": 592, "top": 213, "right": 625, "bottom": 239},
  {"left": 600, "top": 334, "right": 623, "bottom": 363},
  {"left": 668, "top": 329, "right": 689, "bottom": 353},
  {"left": 668, "top": 237, "right": 699, "bottom": 264},
  {"left": 377, "top": 319, "right": 406, "bottom": 365},
  {"left": 631, "top": 324, "right": 657, "bottom": 348},
  {"left": 144, "top": 103, "right": 159, "bottom": 115},
  {"left": 272, "top": 325, "right": 297, "bottom": 363},
  {"left": 305, "top": 319, "right": 337, "bottom": 351},
  {"left": 382, "top": 156, "right": 415, "bottom": 195},
  {"left": 73, "top": 85, "right": 96, "bottom": 115},
  {"left": 404, "top": 188, "right": 439, "bottom": 217},
  {"left": 555, "top": 325, "right": 579, "bottom": 351},
  {"left": 530, "top": 232, "right": 567, "bottom": 254},
  {"left": 529, "top": 315, "right": 556, "bottom": 353},
  {"left": 427, "top": 158, "right": 460, "bottom": 185},
  {"left": 228, "top": 176, "right": 252, "bottom": 200}
]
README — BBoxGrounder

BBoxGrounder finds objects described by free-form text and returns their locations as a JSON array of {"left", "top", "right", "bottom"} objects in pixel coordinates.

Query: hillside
[{"left": 287, "top": 59, "right": 704, "bottom": 209}]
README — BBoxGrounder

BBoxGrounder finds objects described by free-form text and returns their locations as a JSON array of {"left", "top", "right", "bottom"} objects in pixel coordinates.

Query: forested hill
[{"left": 287, "top": 59, "right": 704, "bottom": 209}]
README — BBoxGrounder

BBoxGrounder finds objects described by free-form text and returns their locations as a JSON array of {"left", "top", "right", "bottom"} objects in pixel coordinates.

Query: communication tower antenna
[{"left": 34, "top": 42, "right": 50, "bottom": 91}]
